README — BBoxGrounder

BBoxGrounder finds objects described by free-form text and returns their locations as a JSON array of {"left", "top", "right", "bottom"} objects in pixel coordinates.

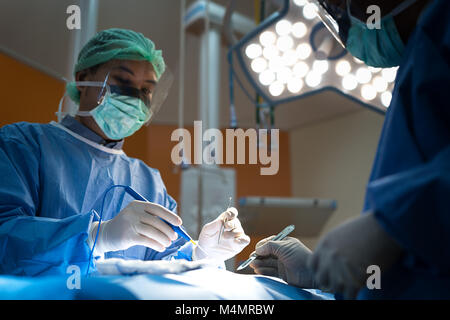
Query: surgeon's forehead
[{"left": 104, "top": 59, "right": 157, "bottom": 81}]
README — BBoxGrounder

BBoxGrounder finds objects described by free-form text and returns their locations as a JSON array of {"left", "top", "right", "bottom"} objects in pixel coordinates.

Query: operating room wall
[{"left": 289, "top": 109, "right": 385, "bottom": 250}]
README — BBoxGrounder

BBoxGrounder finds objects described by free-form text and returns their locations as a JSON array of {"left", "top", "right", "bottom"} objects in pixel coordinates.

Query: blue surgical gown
[
  {"left": 0, "top": 119, "right": 192, "bottom": 276},
  {"left": 359, "top": 0, "right": 450, "bottom": 299}
]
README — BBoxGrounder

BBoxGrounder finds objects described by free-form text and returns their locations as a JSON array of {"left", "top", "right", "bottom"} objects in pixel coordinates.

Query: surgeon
[
  {"left": 0, "top": 28, "right": 250, "bottom": 276},
  {"left": 250, "top": 0, "right": 450, "bottom": 299}
]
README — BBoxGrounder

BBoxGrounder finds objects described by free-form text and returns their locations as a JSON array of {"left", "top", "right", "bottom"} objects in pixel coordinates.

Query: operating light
[
  {"left": 287, "top": 77, "right": 304, "bottom": 93},
  {"left": 259, "top": 31, "right": 276, "bottom": 47},
  {"left": 251, "top": 57, "right": 267, "bottom": 73},
  {"left": 292, "top": 22, "right": 307, "bottom": 38},
  {"left": 305, "top": 71, "right": 321, "bottom": 87},
  {"left": 276, "top": 35, "right": 294, "bottom": 52},
  {"left": 245, "top": 43, "right": 262, "bottom": 59},
  {"left": 293, "top": 61, "right": 309, "bottom": 78},
  {"left": 269, "top": 80, "right": 285, "bottom": 96},
  {"left": 296, "top": 43, "right": 311, "bottom": 60},
  {"left": 356, "top": 67, "right": 372, "bottom": 84},
  {"left": 361, "top": 84, "right": 377, "bottom": 100},
  {"left": 303, "top": 3, "right": 318, "bottom": 20},
  {"left": 381, "top": 91, "right": 392, "bottom": 107},
  {"left": 335, "top": 60, "right": 351, "bottom": 76},
  {"left": 275, "top": 20, "right": 292, "bottom": 36},
  {"left": 342, "top": 74, "right": 358, "bottom": 90},
  {"left": 233, "top": 0, "right": 395, "bottom": 113},
  {"left": 259, "top": 70, "right": 276, "bottom": 86}
]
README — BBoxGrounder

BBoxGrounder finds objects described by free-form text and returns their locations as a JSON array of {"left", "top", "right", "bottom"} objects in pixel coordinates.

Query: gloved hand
[
  {"left": 192, "top": 207, "right": 250, "bottom": 261},
  {"left": 249, "top": 236, "right": 317, "bottom": 288},
  {"left": 307, "top": 212, "right": 404, "bottom": 299},
  {"left": 88, "top": 200, "right": 181, "bottom": 255}
]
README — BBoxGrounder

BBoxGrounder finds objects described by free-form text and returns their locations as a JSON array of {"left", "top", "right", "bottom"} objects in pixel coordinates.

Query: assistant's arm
[{"left": 0, "top": 129, "right": 94, "bottom": 276}]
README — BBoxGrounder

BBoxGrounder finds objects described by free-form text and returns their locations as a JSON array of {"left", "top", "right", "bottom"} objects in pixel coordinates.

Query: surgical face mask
[
  {"left": 314, "top": 0, "right": 418, "bottom": 68},
  {"left": 346, "top": 0, "right": 418, "bottom": 68},
  {"left": 75, "top": 77, "right": 151, "bottom": 140},
  {"left": 57, "top": 68, "right": 174, "bottom": 140}
]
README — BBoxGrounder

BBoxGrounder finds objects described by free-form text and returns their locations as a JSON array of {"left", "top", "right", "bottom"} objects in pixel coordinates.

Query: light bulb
[
  {"left": 275, "top": 20, "right": 292, "bottom": 36},
  {"left": 303, "top": 3, "right": 318, "bottom": 20},
  {"left": 293, "top": 61, "right": 309, "bottom": 78},
  {"left": 356, "top": 67, "right": 372, "bottom": 84},
  {"left": 251, "top": 57, "right": 267, "bottom": 73},
  {"left": 335, "top": 60, "right": 351, "bottom": 76},
  {"left": 296, "top": 43, "right": 311, "bottom": 60},
  {"left": 259, "top": 31, "right": 276, "bottom": 47},
  {"left": 373, "top": 76, "right": 388, "bottom": 92},
  {"left": 268, "top": 56, "right": 285, "bottom": 73},
  {"left": 287, "top": 77, "right": 304, "bottom": 93},
  {"left": 269, "top": 81, "right": 285, "bottom": 97},
  {"left": 281, "top": 49, "right": 298, "bottom": 66},
  {"left": 292, "top": 22, "right": 307, "bottom": 38},
  {"left": 263, "top": 46, "right": 278, "bottom": 60},
  {"left": 293, "top": 0, "right": 307, "bottom": 6},
  {"left": 259, "top": 70, "right": 276, "bottom": 86},
  {"left": 276, "top": 35, "right": 294, "bottom": 52},
  {"left": 276, "top": 67, "right": 293, "bottom": 84},
  {"left": 381, "top": 67, "right": 398, "bottom": 83},
  {"left": 245, "top": 43, "right": 262, "bottom": 59},
  {"left": 312, "top": 60, "right": 329, "bottom": 74},
  {"left": 361, "top": 84, "right": 377, "bottom": 100},
  {"left": 342, "top": 74, "right": 358, "bottom": 90},
  {"left": 381, "top": 91, "right": 392, "bottom": 107},
  {"left": 305, "top": 71, "right": 322, "bottom": 87}
]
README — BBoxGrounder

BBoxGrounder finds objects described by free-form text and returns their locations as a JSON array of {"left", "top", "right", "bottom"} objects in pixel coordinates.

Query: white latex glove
[
  {"left": 249, "top": 236, "right": 317, "bottom": 289},
  {"left": 193, "top": 207, "right": 250, "bottom": 261},
  {"left": 88, "top": 200, "right": 181, "bottom": 255},
  {"left": 307, "top": 212, "right": 404, "bottom": 299}
]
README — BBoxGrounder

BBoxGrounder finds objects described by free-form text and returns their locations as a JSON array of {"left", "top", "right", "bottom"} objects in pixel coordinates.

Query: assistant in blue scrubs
[
  {"left": 359, "top": 0, "right": 450, "bottom": 298},
  {"left": 0, "top": 115, "right": 192, "bottom": 276}
]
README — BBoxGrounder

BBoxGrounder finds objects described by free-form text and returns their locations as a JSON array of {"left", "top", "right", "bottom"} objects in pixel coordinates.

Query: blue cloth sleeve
[
  {"left": 0, "top": 132, "right": 94, "bottom": 276},
  {"left": 366, "top": 145, "right": 450, "bottom": 272}
]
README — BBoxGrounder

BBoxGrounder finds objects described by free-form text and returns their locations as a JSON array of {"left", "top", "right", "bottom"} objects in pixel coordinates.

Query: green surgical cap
[{"left": 66, "top": 28, "right": 165, "bottom": 103}]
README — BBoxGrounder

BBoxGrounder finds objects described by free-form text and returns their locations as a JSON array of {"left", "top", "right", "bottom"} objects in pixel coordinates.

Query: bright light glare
[
  {"left": 342, "top": 74, "right": 358, "bottom": 90},
  {"left": 356, "top": 67, "right": 372, "bottom": 84},
  {"left": 381, "top": 91, "right": 392, "bottom": 107},
  {"left": 287, "top": 77, "right": 304, "bottom": 93},
  {"left": 268, "top": 56, "right": 285, "bottom": 73},
  {"left": 296, "top": 43, "right": 311, "bottom": 60},
  {"left": 293, "top": 61, "right": 309, "bottom": 78},
  {"left": 263, "top": 46, "right": 278, "bottom": 60},
  {"left": 245, "top": 43, "right": 262, "bottom": 59},
  {"left": 269, "top": 81, "right": 285, "bottom": 96},
  {"left": 305, "top": 71, "right": 322, "bottom": 87},
  {"left": 312, "top": 60, "right": 329, "bottom": 74},
  {"left": 373, "top": 76, "right": 388, "bottom": 92},
  {"left": 292, "top": 22, "right": 307, "bottom": 38},
  {"left": 251, "top": 57, "right": 267, "bottom": 73},
  {"left": 303, "top": 3, "right": 318, "bottom": 20},
  {"left": 275, "top": 20, "right": 292, "bottom": 36},
  {"left": 361, "top": 84, "right": 377, "bottom": 100},
  {"left": 259, "top": 31, "right": 276, "bottom": 47},
  {"left": 276, "top": 35, "right": 294, "bottom": 52},
  {"left": 276, "top": 67, "right": 293, "bottom": 84},
  {"left": 293, "top": 0, "right": 307, "bottom": 6},
  {"left": 281, "top": 50, "right": 298, "bottom": 66},
  {"left": 259, "top": 70, "right": 276, "bottom": 86},
  {"left": 381, "top": 67, "right": 398, "bottom": 83},
  {"left": 335, "top": 60, "right": 351, "bottom": 76},
  {"left": 368, "top": 66, "right": 381, "bottom": 73}
]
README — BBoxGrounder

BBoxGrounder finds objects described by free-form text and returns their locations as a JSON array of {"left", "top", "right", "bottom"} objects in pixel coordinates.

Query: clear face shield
[{"left": 57, "top": 66, "right": 174, "bottom": 126}]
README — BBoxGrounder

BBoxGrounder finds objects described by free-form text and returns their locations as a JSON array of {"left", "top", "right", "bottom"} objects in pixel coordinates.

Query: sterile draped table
[{"left": 0, "top": 266, "right": 333, "bottom": 300}]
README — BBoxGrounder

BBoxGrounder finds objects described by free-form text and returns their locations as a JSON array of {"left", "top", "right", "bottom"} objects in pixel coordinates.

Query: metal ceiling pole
[{"left": 64, "top": 0, "right": 98, "bottom": 114}]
